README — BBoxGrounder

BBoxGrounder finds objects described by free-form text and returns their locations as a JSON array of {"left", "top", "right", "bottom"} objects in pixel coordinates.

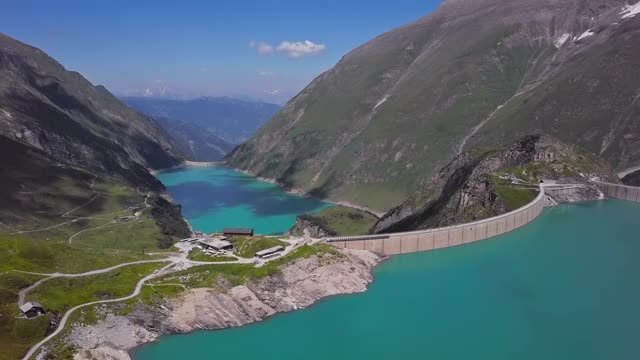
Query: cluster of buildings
[{"left": 180, "top": 227, "right": 287, "bottom": 259}]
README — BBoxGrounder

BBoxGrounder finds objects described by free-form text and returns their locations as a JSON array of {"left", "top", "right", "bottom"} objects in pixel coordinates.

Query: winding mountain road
[
  {"left": 15, "top": 258, "right": 175, "bottom": 306},
  {"left": 18, "top": 247, "right": 264, "bottom": 359},
  {"left": 20, "top": 261, "right": 177, "bottom": 360}
]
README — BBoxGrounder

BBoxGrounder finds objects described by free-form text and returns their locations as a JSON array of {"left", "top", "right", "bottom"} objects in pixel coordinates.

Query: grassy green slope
[
  {"left": 0, "top": 272, "right": 49, "bottom": 360},
  {"left": 0, "top": 138, "right": 187, "bottom": 360},
  {"left": 228, "top": 0, "right": 640, "bottom": 212},
  {"left": 299, "top": 206, "right": 378, "bottom": 236},
  {"left": 227, "top": 6, "right": 555, "bottom": 211},
  {"left": 470, "top": 21, "right": 640, "bottom": 171},
  {"left": 29, "top": 263, "right": 164, "bottom": 314},
  {"left": 232, "top": 236, "right": 287, "bottom": 258}
]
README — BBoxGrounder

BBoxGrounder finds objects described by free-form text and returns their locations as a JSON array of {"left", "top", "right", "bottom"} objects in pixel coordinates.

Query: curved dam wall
[
  {"left": 595, "top": 181, "right": 640, "bottom": 202},
  {"left": 326, "top": 186, "right": 546, "bottom": 255}
]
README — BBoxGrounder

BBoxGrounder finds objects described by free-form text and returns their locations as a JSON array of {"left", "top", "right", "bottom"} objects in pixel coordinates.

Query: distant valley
[
  {"left": 151, "top": 117, "right": 235, "bottom": 162},
  {"left": 122, "top": 96, "right": 281, "bottom": 161}
]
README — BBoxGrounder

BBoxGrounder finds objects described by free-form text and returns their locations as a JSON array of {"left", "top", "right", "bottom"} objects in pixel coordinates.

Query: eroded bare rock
[{"left": 67, "top": 248, "right": 381, "bottom": 360}]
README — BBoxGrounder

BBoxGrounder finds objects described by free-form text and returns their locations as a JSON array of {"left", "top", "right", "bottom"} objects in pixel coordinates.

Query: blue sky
[{"left": 2, "top": 0, "right": 442, "bottom": 103}]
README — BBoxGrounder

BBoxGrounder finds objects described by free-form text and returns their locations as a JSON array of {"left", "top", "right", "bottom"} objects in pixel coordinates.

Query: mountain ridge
[
  {"left": 0, "top": 33, "right": 184, "bottom": 189},
  {"left": 0, "top": 32, "right": 190, "bottom": 235},
  {"left": 227, "top": 0, "right": 640, "bottom": 211}
]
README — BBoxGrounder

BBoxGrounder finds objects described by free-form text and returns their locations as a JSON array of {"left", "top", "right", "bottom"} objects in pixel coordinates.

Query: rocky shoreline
[{"left": 66, "top": 248, "right": 382, "bottom": 360}]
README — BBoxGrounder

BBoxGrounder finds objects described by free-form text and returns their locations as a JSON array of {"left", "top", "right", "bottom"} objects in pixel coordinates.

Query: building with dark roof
[
  {"left": 198, "top": 239, "right": 234, "bottom": 251},
  {"left": 20, "top": 302, "right": 45, "bottom": 319},
  {"left": 223, "top": 228, "right": 254, "bottom": 236},
  {"left": 255, "top": 245, "right": 285, "bottom": 259}
]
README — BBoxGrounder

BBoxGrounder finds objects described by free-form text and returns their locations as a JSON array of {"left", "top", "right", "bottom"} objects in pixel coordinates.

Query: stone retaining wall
[
  {"left": 326, "top": 186, "right": 546, "bottom": 255},
  {"left": 595, "top": 181, "right": 640, "bottom": 202}
]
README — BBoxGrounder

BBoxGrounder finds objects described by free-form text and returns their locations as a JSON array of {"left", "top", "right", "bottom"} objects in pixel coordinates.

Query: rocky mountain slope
[
  {"left": 622, "top": 169, "right": 640, "bottom": 185},
  {"left": 153, "top": 117, "right": 234, "bottom": 161},
  {"left": 122, "top": 96, "right": 281, "bottom": 145},
  {"left": 227, "top": 0, "right": 640, "bottom": 211},
  {"left": 0, "top": 33, "right": 183, "bottom": 190},
  {"left": 373, "top": 135, "right": 618, "bottom": 233},
  {"left": 0, "top": 32, "right": 189, "bottom": 234}
]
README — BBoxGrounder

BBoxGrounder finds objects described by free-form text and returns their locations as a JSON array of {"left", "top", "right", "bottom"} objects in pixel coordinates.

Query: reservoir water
[
  {"left": 155, "top": 166, "right": 330, "bottom": 234},
  {"left": 142, "top": 166, "right": 640, "bottom": 359}
]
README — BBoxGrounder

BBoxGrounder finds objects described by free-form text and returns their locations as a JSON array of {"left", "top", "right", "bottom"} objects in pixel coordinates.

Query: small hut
[{"left": 20, "top": 302, "right": 45, "bottom": 319}]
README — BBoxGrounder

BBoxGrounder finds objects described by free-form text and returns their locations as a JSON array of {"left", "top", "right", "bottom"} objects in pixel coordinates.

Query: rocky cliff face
[
  {"left": 288, "top": 216, "right": 337, "bottom": 238},
  {"left": 622, "top": 170, "right": 640, "bottom": 186},
  {"left": 373, "top": 135, "right": 618, "bottom": 233},
  {"left": 227, "top": 0, "right": 640, "bottom": 211},
  {"left": 66, "top": 249, "right": 381, "bottom": 360}
]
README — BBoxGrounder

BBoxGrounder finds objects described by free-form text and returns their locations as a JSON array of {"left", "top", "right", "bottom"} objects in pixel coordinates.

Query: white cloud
[
  {"left": 250, "top": 40, "right": 326, "bottom": 58},
  {"left": 258, "top": 71, "right": 274, "bottom": 77},
  {"left": 249, "top": 40, "right": 274, "bottom": 55},
  {"left": 276, "top": 40, "right": 326, "bottom": 58},
  {"left": 264, "top": 89, "right": 281, "bottom": 95}
]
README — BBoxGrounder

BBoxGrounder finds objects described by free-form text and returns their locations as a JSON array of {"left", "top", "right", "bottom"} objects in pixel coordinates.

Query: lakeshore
[
  {"left": 149, "top": 161, "right": 225, "bottom": 175},
  {"left": 39, "top": 166, "right": 640, "bottom": 360},
  {"left": 132, "top": 199, "right": 640, "bottom": 360},
  {"left": 154, "top": 161, "right": 385, "bottom": 219},
  {"left": 230, "top": 167, "right": 386, "bottom": 217},
  {"left": 154, "top": 166, "right": 331, "bottom": 235}
]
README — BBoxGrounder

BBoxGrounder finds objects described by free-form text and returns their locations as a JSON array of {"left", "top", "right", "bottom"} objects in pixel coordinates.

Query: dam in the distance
[{"left": 325, "top": 181, "right": 638, "bottom": 255}]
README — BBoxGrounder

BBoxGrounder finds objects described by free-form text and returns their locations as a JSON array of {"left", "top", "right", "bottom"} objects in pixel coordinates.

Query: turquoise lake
[
  {"left": 155, "top": 166, "right": 330, "bottom": 234},
  {"left": 143, "top": 166, "right": 640, "bottom": 359}
]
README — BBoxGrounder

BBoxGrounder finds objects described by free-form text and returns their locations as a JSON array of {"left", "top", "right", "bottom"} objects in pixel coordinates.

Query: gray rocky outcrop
[
  {"left": 374, "top": 135, "right": 618, "bottom": 233},
  {"left": 287, "top": 216, "right": 335, "bottom": 238},
  {"left": 68, "top": 248, "right": 381, "bottom": 360}
]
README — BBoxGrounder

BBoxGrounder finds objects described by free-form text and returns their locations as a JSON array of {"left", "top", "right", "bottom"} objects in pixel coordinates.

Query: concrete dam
[{"left": 325, "top": 181, "right": 638, "bottom": 256}]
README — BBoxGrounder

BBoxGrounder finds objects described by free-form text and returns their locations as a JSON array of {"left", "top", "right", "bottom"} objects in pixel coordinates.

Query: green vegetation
[
  {"left": 0, "top": 177, "right": 182, "bottom": 276},
  {"left": 187, "top": 248, "right": 236, "bottom": 262},
  {"left": 489, "top": 175, "right": 538, "bottom": 211},
  {"left": 494, "top": 185, "right": 538, "bottom": 211},
  {"left": 137, "top": 283, "right": 185, "bottom": 304},
  {"left": 494, "top": 145, "right": 611, "bottom": 185},
  {"left": 69, "top": 212, "right": 167, "bottom": 253},
  {"left": 3, "top": 179, "right": 183, "bottom": 261},
  {"left": 0, "top": 272, "right": 49, "bottom": 360},
  {"left": 299, "top": 206, "right": 378, "bottom": 236},
  {"left": 29, "top": 262, "right": 164, "bottom": 314},
  {"left": 232, "top": 236, "right": 287, "bottom": 258},
  {"left": 226, "top": 20, "right": 548, "bottom": 212},
  {"left": 0, "top": 235, "right": 150, "bottom": 274}
]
